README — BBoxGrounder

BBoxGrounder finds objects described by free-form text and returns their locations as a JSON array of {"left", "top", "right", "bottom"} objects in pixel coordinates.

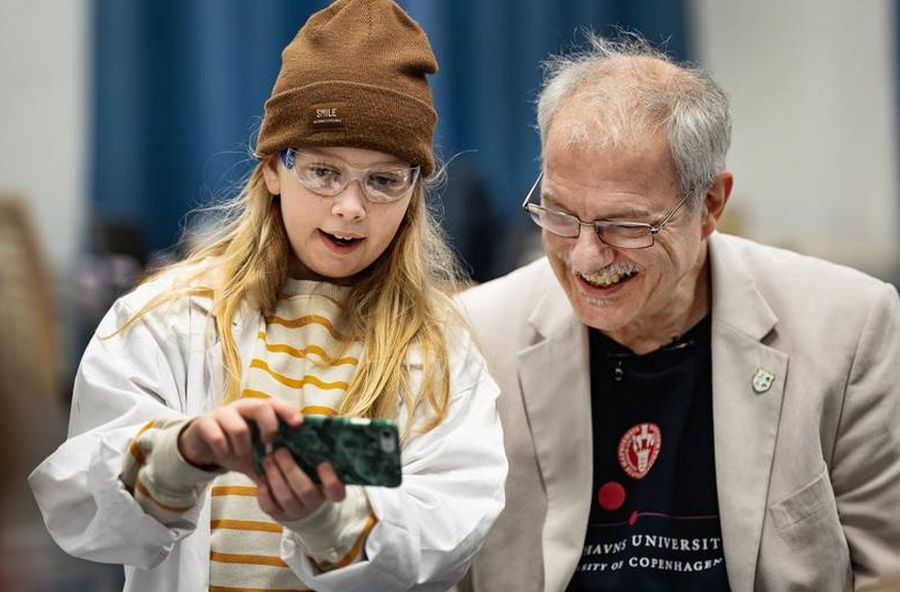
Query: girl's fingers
[
  {"left": 272, "top": 448, "right": 324, "bottom": 510},
  {"left": 263, "top": 454, "right": 305, "bottom": 517},
  {"left": 216, "top": 406, "right": 251, "bottom": 459},
  {"left": 316, "top": 463, "right": 346, "bottom": 503},
  {"left": 194, "top": 416, "right": 229, "bottom": 461},
  {"left": 270, "top": 397, "right": 303, "bottom": 428},
  {"left": 232, "top": 397, "right": 298, "bottom": 444},
  {"left": 245, "top": 400, "right": 281, "bottom": 445},
  {"left": 235, "top": 454, "right": 260, "bottom": 480},
  {"left": 256, "top": 479, "right": 280, "bottom": 518}
]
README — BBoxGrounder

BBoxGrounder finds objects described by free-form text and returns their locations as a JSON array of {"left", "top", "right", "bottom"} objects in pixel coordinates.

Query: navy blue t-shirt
[{"left": 566, "top": 315, "right": 731, "bottom": 591}]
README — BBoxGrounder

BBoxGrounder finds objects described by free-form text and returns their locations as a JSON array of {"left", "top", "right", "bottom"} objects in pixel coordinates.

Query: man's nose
[
  {"left": 570, "top": 227, "right": 615, "bottom": 271},
  {"left": 331, "top": 180, "right": 367, "bottom": 221}
]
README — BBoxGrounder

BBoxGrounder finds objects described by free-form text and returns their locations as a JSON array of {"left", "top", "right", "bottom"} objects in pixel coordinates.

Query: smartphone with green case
[{"left": 249, "top": 415, "right": 402, "bottom": 488}]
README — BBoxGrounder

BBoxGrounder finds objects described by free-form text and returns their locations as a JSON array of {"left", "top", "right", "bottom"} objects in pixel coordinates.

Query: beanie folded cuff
[{"left": 256, "top": 80, "right": 437, "bottom": 177}]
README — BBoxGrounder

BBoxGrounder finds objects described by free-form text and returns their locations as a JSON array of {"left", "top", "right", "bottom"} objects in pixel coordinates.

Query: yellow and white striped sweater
[{"left": 121, "top": 280, "right": 376, "bottom": 591}]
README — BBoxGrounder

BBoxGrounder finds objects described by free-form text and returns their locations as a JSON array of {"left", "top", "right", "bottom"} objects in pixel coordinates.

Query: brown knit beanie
[{"left": 255, "top": 0, "right": 438, "bottom": 176}]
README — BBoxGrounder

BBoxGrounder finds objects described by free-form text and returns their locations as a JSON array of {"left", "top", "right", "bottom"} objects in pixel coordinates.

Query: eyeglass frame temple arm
[
  {"left": 649, "top": 194, "right": 689, "bottom": 234},
  {"left": 521, "top": 171, "right": 545, "bottom": 210}
]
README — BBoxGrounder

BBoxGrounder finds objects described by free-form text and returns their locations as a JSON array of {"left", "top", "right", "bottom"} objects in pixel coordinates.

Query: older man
[{"left": 457, "top": 36, "right": 900, "bottom": 592}]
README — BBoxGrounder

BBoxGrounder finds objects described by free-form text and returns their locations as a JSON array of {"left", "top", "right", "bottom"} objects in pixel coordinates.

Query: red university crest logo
[{"left": 617, "top": 422, "right": 662, "bottom": 480}]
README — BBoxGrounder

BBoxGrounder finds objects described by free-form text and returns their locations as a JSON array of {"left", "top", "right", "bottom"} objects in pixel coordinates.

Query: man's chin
[{"left": 572, "top": 299, "right": 634, "bottom": 334}]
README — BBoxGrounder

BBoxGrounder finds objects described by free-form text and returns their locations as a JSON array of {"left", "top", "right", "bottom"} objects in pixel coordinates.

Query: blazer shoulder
[
  {"left": 718, "top": 233, "right": 895, "bottom": 305},
  {"left": 458, "top": 257, "right": 551, "bottom": 321},
  {"left": 457, "top": 257, "right": 553, "bottom": 353}
]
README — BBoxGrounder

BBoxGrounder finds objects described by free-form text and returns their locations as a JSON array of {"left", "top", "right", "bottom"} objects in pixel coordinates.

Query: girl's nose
[{"left": 331, "top": 180, "right": 367, "bottom": 221}]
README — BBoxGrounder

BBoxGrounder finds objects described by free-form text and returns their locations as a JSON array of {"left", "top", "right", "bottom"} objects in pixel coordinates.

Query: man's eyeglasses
[
  {"left": 280, "top": 148, "right": 421, "bottom": 204},
  {"left": 521, "top": 172, "right": 689, "bottom": 249}
]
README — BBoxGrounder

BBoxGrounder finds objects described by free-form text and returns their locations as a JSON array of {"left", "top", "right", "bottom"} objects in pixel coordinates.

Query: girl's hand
[
  {"left": 177, "top": 397, "right": 302, "bottom": 479},
  {"left": 257, "top": 451, "right": 347, "bottom": 522}
]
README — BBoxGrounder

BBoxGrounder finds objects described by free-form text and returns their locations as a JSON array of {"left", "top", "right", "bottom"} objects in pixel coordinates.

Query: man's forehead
[
  {"left": 542, "top": 146, "right": 673, "bottom": 196},
  {"left": 540, "top": 173, "right": 654, "bottom": 219},
  {"left": 546, "top": 112, "right": 669, "bottom": 158},
  {"left": 544, "top": 117, "right": 677, "bottom": 196}
]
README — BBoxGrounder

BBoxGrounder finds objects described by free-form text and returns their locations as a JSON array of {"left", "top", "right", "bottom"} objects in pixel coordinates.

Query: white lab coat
[{"left": 29, "top": 272, "right": 507, "bottom": 592}]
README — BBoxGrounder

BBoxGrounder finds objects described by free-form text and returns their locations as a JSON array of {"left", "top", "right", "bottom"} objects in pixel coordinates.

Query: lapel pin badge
[{"left": 752, "top": 368, "right": 775, "bottom": 393}]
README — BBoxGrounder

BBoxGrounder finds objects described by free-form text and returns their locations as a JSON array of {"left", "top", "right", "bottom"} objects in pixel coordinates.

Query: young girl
[{"left": 29, "top": 1, "right": 507, "bottom": 590}]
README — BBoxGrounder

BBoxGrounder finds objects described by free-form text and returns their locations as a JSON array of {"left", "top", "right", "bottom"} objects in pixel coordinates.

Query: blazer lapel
[
  {"left": 517, "top": 275, "right": 593, "bottom": 592},
  {"left": 708, "top": 234, "right": 788, "bottom": 592}
]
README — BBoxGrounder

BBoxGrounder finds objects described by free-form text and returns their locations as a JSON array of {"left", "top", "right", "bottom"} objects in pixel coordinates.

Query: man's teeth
[{"left": 582, "top": 269, "right": 635, "bottom": 287}]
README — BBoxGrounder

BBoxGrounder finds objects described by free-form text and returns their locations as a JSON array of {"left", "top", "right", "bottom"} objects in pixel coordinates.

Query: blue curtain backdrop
[{"left": 92, "top": 0, "right": 688, "bottom": 279}]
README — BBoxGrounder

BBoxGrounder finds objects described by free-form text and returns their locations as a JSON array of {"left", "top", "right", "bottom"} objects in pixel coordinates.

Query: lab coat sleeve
[
  {"left": 281, "top": 329, "right": 508, "bottom": 592},
  {"left": 28, "top": 290, "right": 205, "bottom": 569},
  {"left": 282, "top": 485, "right": 373, "bottom": 569},
  {"left": 120, "top": 418, "right": 222, "bottom": 527}
]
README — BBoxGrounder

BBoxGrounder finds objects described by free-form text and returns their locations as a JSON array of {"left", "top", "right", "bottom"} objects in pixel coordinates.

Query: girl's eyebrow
[{"left": 303, "top": 149, "right": 407, "bottom": 169}]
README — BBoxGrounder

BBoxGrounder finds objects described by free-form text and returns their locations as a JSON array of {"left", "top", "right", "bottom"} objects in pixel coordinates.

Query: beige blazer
[{"left": 457, "top": 233, "right": 900, "bottom": 592}]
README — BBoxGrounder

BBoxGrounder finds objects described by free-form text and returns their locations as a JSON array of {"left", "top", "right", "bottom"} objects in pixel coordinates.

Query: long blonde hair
[{"left": 119, "top": 158, "right": 463, "bottom": 435}]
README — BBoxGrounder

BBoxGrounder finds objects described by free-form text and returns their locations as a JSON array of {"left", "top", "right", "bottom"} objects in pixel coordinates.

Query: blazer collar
[
  {"left": 708, "top": 232, "right": 778, "bottom": 340},
  {"left": 527, "top": 261, "right": 581, "bottom": 341}
]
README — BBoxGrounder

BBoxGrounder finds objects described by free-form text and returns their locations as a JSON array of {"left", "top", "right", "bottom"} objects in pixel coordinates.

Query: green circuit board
[{"left": 250, "top": 416, "right": 402, "bottom": 488}]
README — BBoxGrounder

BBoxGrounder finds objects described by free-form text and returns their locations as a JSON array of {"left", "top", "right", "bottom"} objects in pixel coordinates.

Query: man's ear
[
  {"left": 700, "top": 171, "right": 733, "bottom": 238},
  {"left": 261, "top": 155, "right": 281, "bottom": 196}
]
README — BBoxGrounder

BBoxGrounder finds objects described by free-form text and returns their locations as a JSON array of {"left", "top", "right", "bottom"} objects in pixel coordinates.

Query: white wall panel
[
  {"left": 689, "top": 0, "right": 898, "bottom": 278},
  {"left": 0, "top": 0, "right": 89, "bottom": 275}
]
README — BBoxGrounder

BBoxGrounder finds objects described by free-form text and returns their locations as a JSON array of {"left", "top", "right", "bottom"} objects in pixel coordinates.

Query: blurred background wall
[
  {"left": 0, "top": 0, "right": 897, "bottom": 589},
  {"left": 693, "top": 0, "right": 899, "bottom": 280}
]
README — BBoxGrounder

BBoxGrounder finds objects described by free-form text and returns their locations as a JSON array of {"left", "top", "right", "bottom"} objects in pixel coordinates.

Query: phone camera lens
[{"left": 380, "top": 430, "right": 396, "bottom": 453}]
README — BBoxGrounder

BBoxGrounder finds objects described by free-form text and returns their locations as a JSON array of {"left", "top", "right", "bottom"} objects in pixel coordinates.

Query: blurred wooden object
[
  {"left": 0, "top": 194, "right": 61, "bottom": 404},
  {"left": 0, "top": 192, "right": 65, "bottom": 489},
  {"left": 0, "top": 194, "right": 67, "bottom": 587},
  {"left": 0, "top": 194, "right": 59, "bottom": 400}
]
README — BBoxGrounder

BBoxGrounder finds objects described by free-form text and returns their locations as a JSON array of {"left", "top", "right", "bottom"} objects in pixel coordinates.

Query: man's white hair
[{"left": 536, "top": 32, "right": 732, "bottom": 212}]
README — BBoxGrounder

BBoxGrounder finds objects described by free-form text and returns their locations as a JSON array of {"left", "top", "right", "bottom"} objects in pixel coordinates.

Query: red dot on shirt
[{"left": 597, "top": 481, "right": 626, "bottom": 511}]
